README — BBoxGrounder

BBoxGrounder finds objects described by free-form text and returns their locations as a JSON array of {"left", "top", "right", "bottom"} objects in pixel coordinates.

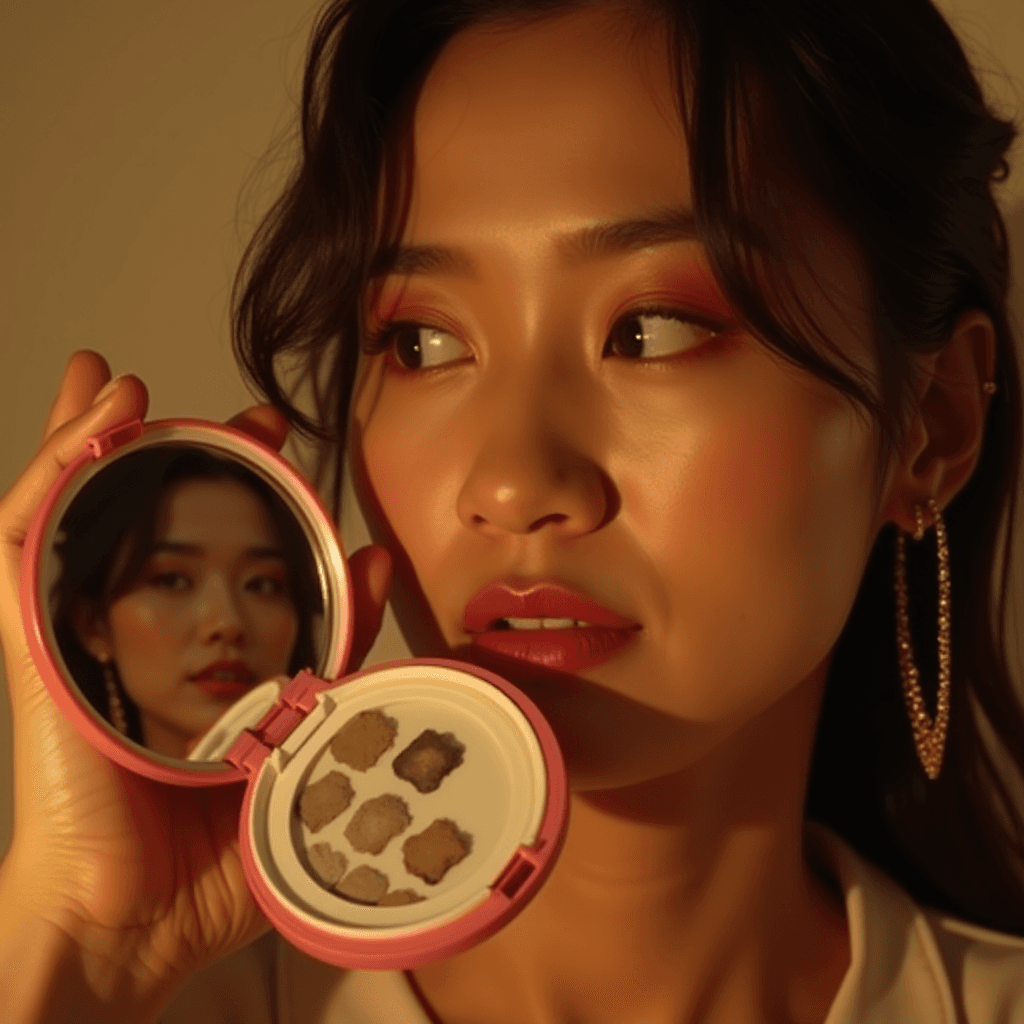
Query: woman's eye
[
  {"left": 603, "top": 312, "right": 718, "bottom": 360},
  {"left": 389, "top": 325, "right": 469, "bottom": 370},
  {"left": 150, "top": 572, "right": 190, "bottom": 591},
  {"left": 245, "top": 574, "right": 287, "bottom": 597}
]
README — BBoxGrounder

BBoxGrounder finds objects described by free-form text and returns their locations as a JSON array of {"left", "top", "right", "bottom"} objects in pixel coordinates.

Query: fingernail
[{"left": 91, "top": 373, "right": 129, "bottom": 406}]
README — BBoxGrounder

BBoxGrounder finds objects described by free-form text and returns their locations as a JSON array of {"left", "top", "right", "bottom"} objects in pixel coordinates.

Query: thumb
[{"left": 346, "top": 545, "right": 392, "bottom": 670}]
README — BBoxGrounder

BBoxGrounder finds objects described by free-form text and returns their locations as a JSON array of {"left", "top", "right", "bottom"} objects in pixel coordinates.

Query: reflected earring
[
  {"left": 100, "top": 657, "right": 129, "bottom": 736},
  {"left": 982, "top": 381, "right": 997, "bottom": 395},
  {"left": 893, "top": 497, "right": 951, "bottom": 780}
]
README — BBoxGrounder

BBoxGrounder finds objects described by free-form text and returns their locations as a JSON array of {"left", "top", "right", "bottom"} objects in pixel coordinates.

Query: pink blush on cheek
[
  {"left": 364, "top": 423, "right": 466, "bottom": 545},
  {"left": 701, "top": 420, "right": 806, "bottom": 536},
  {"left": 627, "top": 409, "right": 807, "bottom": 562},
  {"left": 108, "top": 597, "right": 188, "bottom": 651},
  {"left": 649, "top": 396, "right": 874, "bottom": 666},
  {"left": 105, "top": 596, "right": 191, "bottom": 701},
  {"left": 263, "top": 616, "right": 300, "bottom": 674}
]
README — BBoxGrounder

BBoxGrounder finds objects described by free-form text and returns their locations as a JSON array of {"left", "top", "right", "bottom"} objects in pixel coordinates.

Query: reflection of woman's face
[
  {"left": 353, "top": 9, "right": 887, "bottom": 791},
  {"left": 102, "top": 477, "right": 299, "bottom": 757}
]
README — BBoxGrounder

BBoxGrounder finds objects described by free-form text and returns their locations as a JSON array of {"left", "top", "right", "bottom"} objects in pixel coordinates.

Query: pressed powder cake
[
  {"left": 378, "top": 888, "right": 425, "bottom": 906},
  {"left": 296, "top": 712, "right": 477, "bottom": 908},
  {"left": 344, "top": 793, "right": 412, "bottom": 855},
  {"left": 298, "top": 770, "right": 354, "bottom": 832},
  {"left": 307, "top": 841, "right": 348, "bottom": 886},
  {"left": 403, "top": 818, "right": 473, "bottom": 884},
  {"left": 335, "top": 864, "right": 390, "bottom": 904},
  {"left": 393, "top": 729, "right": 466, "bottom": 793},
  {"left": 330, "top": 708, "right": 398, "bottom": 771}
]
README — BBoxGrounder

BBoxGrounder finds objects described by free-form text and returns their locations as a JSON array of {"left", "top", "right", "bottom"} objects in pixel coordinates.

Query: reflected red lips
[
  {"left": 190, "top": 659, "right": 258, "bottom": 700},
  {"left": 462, "top": 581, "right": 640, "bottom": 672}
]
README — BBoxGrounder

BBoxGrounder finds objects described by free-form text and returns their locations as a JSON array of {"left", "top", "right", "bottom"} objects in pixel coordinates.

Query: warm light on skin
[
  {"left": 347, "top": 9, "right": 993, "bottom": 1021},
  {"left": 80, "top": 478, "right": 299, "bottom": 758},
  {"left": 353, "top": 7, "right": 884, "bottom": 793}
]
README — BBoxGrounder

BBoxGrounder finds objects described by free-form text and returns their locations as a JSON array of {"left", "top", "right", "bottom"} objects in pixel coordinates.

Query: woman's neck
[
  {"left": 412, "top": 668, "right": 851, "bottom": 1024},
  {"left": 140, "top": 715, "right": 189, "bottom": 759}
]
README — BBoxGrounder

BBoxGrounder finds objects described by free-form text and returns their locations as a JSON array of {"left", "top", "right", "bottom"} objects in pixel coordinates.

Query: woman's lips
[
  {"left": 462, "top": 581, "right": 640, "bottom": 673},
  {"left": 189, "top": 660, "right": 257, "bottom": 700}
]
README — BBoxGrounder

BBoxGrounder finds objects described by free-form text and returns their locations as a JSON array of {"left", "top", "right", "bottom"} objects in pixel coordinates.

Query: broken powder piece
[
  {"left": 298, "top": 770, "right": 354, "bottom": 833},
  {"left": 379, "top": 888, "right": 425, "bottom": 906},
  {"left": 402, "top": 818, "right": 473, "bottom": 885},
  {"left": 344, "top": 793, "right": 412, "bottom": 855},
  {"left": 307, "top": 842, "right": 348, "bottom": 887},
  {"left": 329, "top": 708, "right": 399, "bottom": 771},
  {"left": 392, "top": 729, "right": 465, "bottom": 794},
  {"left": 335, "top": 864, "right": 389, "bottom": 905}
]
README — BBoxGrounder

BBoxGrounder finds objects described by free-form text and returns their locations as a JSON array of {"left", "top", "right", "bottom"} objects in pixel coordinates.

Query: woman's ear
[
  {"left": 71, "top": 600, "right": 112, "bottom": 662},
  {"left": 881, "top": 309, "right": 997, "bottom": 531}
]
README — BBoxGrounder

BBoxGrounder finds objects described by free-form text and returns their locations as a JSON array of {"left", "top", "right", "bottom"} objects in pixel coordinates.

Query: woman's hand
[{"left": 0, "top": 351, "right": 391, "bottom": 1022}]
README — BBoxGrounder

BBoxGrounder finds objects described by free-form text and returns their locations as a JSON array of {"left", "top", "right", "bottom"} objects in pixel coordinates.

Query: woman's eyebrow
[
  {"left": 557, "top": 208, "right": 702, "bottom": 264},
  {"left": 369, "top": 207, "right": 767, "bottom": 279},
  {"left": 244, "top": 546, "right": 286, "bottom": 560},
  {"left": 370, "top": 244, "right": 474, "bottom": 278},
  {"left": 558, "top": 207, "right": 770, "bottom": 263},
  {"left": 149, "top": 542, "right": 285, "bottom": 559},
  {"left": 150, "top": 542, "right": 203, "bottom": 557}
]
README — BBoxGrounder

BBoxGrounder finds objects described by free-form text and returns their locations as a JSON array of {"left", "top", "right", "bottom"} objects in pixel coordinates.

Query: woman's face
[
  {"left": 96, "top": 477, "right": 299, "bottom": 756},
  {"left": 352, "top": 7, "right": 890, "bottom": 790}
]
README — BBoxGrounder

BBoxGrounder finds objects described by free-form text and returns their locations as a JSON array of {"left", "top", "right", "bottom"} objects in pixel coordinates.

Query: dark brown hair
[{"left": 232, "top": 0, "right": 1024, "bottom": 932}]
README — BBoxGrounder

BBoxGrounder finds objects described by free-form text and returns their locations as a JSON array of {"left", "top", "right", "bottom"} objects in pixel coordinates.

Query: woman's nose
[
  {"left": 198, "top": 576, "right": 245, "bottom": 644},
  {"left": 455, "top": 393, "right": 611, "bottom": 538}
]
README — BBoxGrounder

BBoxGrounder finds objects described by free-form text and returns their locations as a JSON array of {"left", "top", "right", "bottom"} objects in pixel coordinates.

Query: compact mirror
[
  {"left": 29, "top": 420, "right": 349, "bottom": 771},
  {"left": 22, "top": 418, "right": 569, "bottom": 968}
]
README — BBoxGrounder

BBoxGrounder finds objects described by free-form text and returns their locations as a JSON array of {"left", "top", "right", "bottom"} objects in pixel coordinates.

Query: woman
[
  {"left": 51, "top": 446, "right": 323, "bottom": 757},
  {"left": 1, "top": 0, "right": 1023, "bottom": 1021}
]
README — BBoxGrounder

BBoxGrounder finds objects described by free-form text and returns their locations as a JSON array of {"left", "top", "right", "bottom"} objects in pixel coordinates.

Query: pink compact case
[{"left": 20, "top": 417, "right": 568, "bottom": 970}]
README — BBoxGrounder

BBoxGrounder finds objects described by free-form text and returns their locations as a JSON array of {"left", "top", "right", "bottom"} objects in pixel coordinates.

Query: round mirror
[{"left": 34, "top": 425, "right": 348, "bottom": 769}]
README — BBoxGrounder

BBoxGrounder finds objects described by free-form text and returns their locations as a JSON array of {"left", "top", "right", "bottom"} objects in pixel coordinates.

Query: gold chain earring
[
  {"left": 893, "top": 496, "right": 951, "bottom": 780},
  {"left": 100, "top": 657, "right": 129, "bottom": 736}
]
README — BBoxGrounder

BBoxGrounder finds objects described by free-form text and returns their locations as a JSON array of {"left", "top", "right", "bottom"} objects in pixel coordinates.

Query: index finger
[
  {"left": 2, "top": 373, "right": 149, "bottom": 550},
  {"left": 41, "top": 351, "right": 112, "bottom": 441}
]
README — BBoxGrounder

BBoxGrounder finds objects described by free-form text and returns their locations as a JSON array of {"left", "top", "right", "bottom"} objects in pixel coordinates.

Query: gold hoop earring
[
  {"left": 100, "top": 657, "right": 129, "bottom": 736},
  {"left": 893, "top": 497, "right": 951, "bottom": 780}
]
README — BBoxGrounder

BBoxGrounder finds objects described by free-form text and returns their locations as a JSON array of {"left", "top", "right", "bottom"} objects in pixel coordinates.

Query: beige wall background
[{"left": 0, "top": 1, "right": 1022, "bottom": 858}]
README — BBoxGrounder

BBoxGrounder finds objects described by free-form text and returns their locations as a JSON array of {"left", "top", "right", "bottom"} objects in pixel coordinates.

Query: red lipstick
[
  {"left": 462, "top": 581, "right": 640, "bottom": 673},
  {"left": 189, "top": 659, "right": 258, "bottom": 700}
]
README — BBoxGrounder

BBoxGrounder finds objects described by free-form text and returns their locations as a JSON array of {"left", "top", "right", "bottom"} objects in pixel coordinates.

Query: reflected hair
[
  {"left": 232, "top": 0, "right": 1024, "bottom": 931},
  {"left": 51, "top": 446, "right": 323, "bottom": 745}
]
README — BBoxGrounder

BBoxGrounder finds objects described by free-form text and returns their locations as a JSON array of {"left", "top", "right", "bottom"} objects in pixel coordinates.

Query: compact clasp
[
  {"left": 491, "top": 843, "right": 544, "bottom": 900},
  {"left": 86, "top": 419, "right": 144, "bottom": 458},
  {"left": 225, "top": 670, "right": 324, "bottom": 775}
]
